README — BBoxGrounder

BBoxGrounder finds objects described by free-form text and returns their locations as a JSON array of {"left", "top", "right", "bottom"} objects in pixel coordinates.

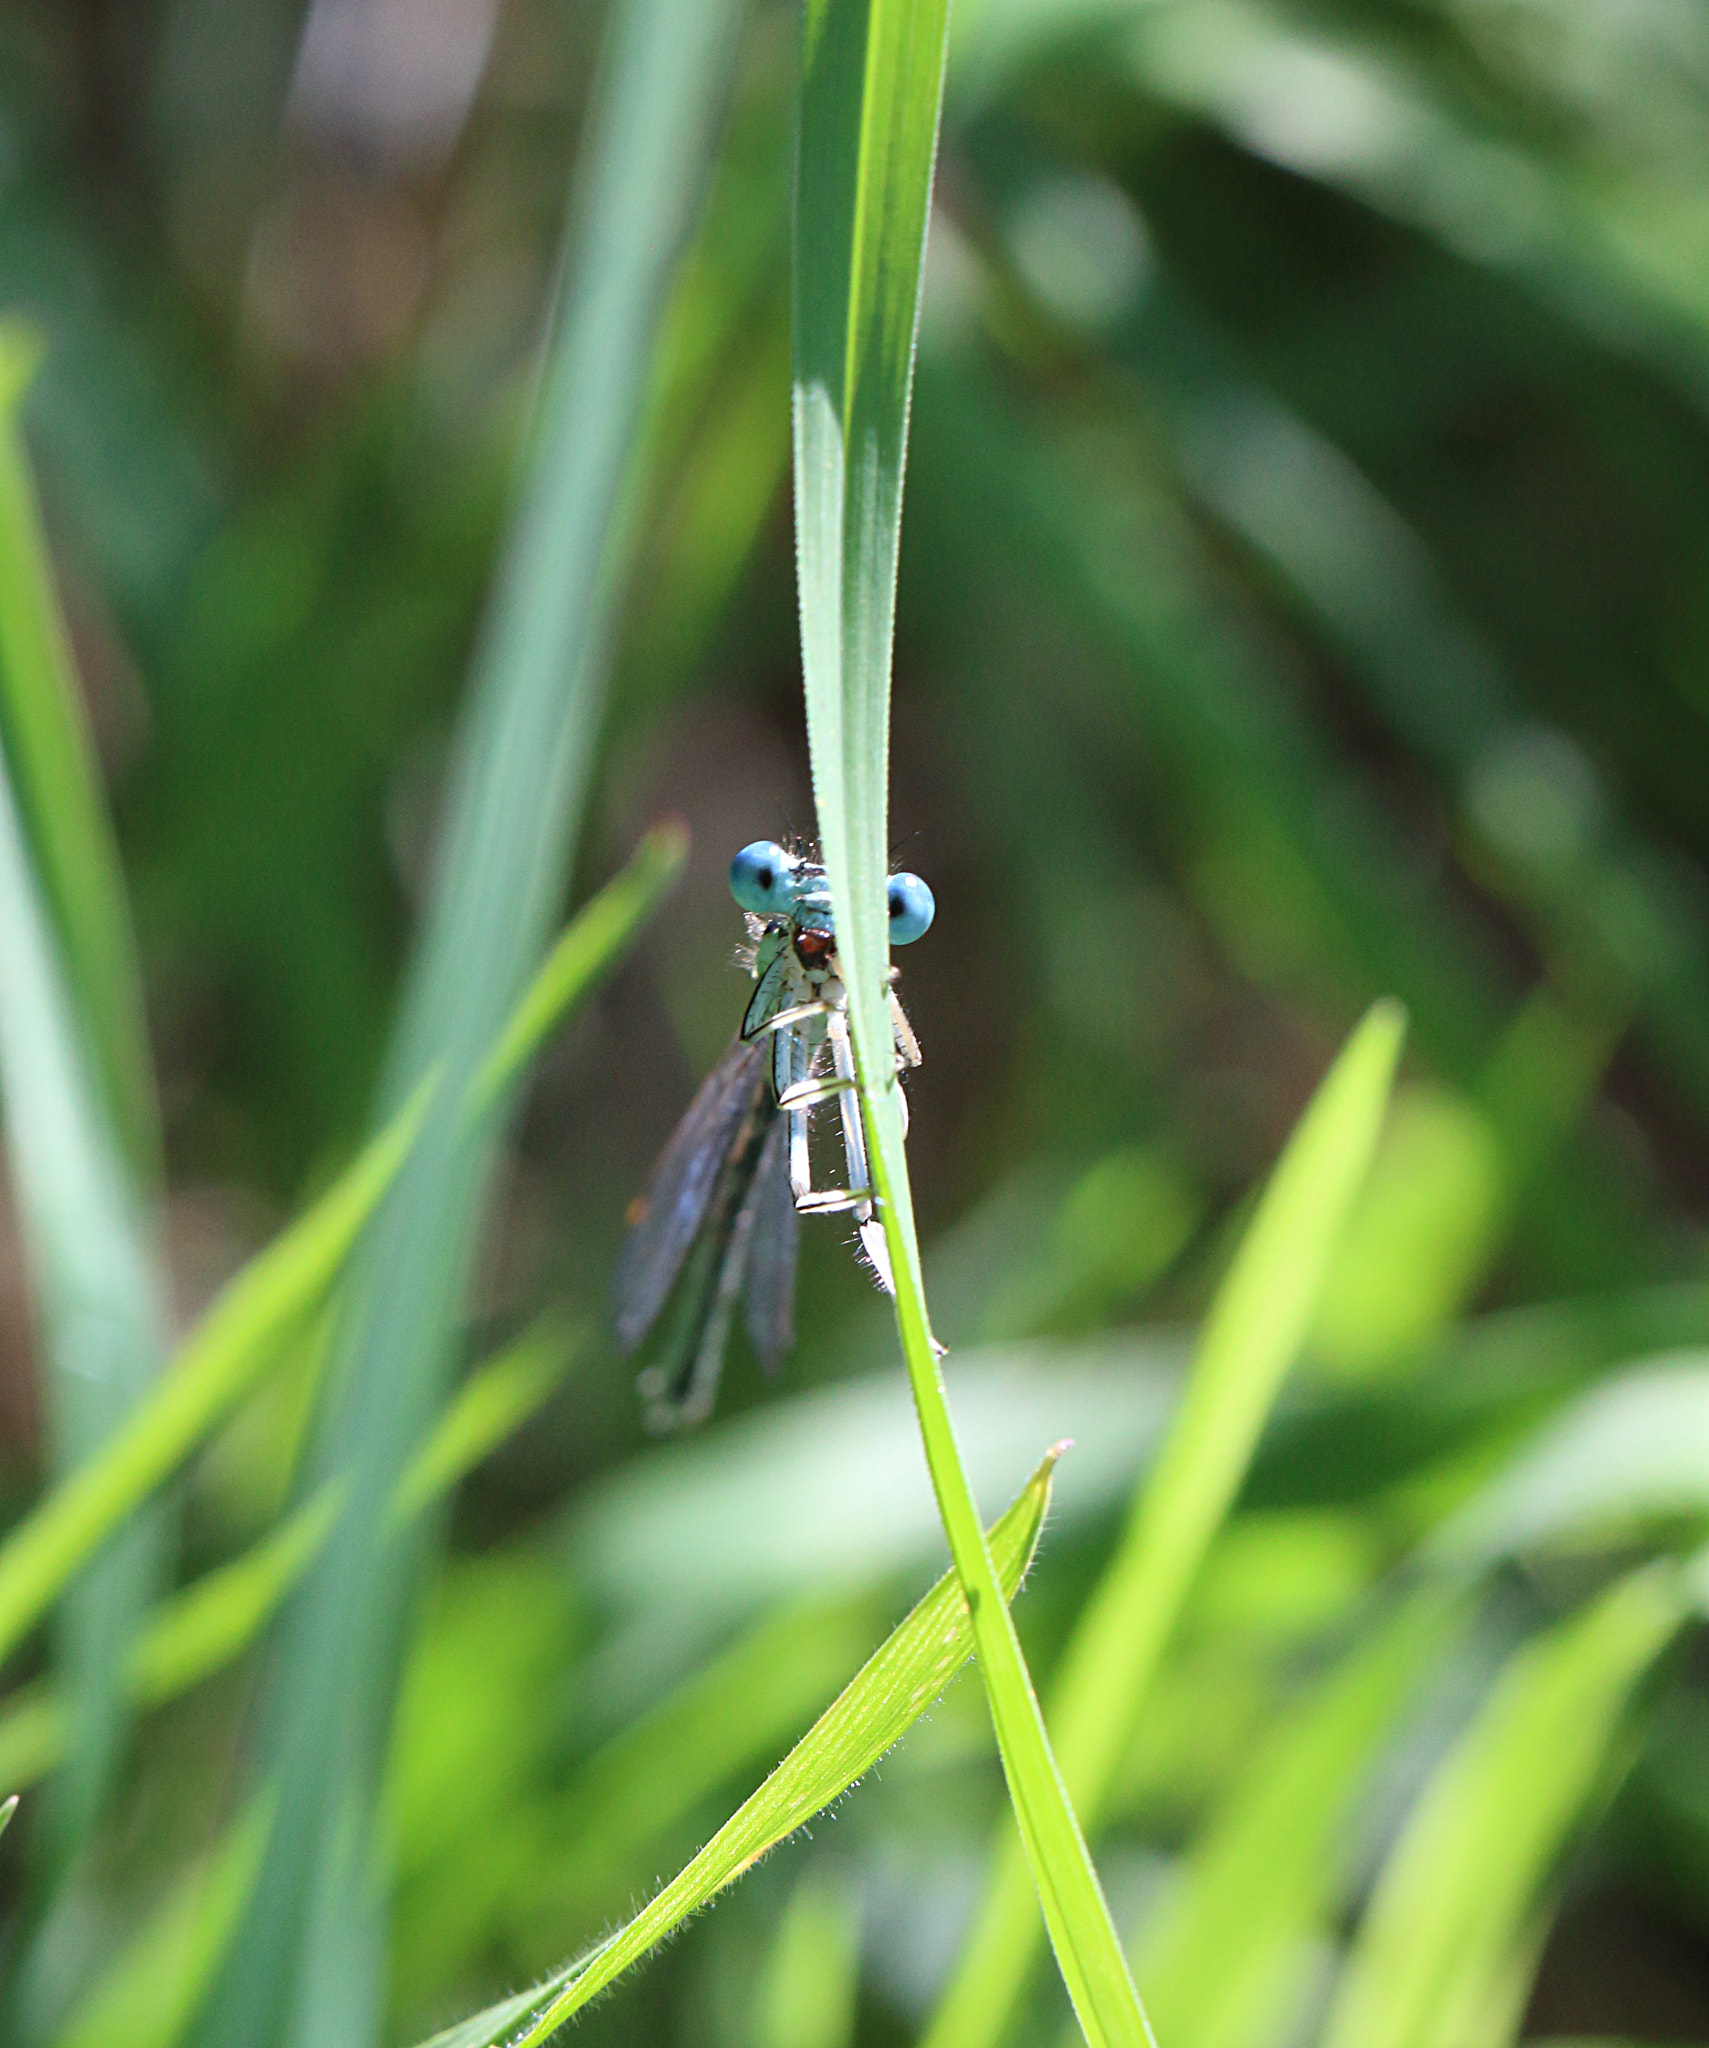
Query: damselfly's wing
[
  {"left": 635, "top": 1075, "right": 780, "bottom": 1429},
  {"left": 613, "top": 1037, "right": 768, "bottom": 1354},
  {"left": 742, "top": 1112, "right": 797, "bottom": 1373}
]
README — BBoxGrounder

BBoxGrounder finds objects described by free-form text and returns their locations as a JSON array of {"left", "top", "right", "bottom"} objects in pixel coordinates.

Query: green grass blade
[
  {"left": 10, "top": 1333, "right": 574, "bottom": 2048},
  {"left": 924, "top": 1001, "right": 1406, "bottom": 2048},
  {"left": 469, "top": 818, "right": 687, "bottom": 1113},
  {"left": 0, "top": 1098, "right": 417, "bottom": 1679},
  {"left": 1131, "top": 1591, "right": 1459, "bottom": 2048},
  {"left": 0, "top": 1322, "right": 573, "bottom": 1796},
  {"left": 793, "top": 0, "right": 1159, "bottom": 2036},
  {"left": 1322, "top": 1564, "right": 1687, "bottom": 2048},
  {"left": 0, "top": 715, "right": 165, "bottom": 1862},
  {"left": 193, "top": 0, "right": 748, "bottom": 2034},
  {"left": 48, "top": 1797, "right": 273, "bottom": 2048},
  {"left": 0, "top": 325, "right": 156, "bottom": 1171},
  {"left": 0, "top": 823, "right": 666, "bottom": 1695},
  {"left": 524, "top": 1594, "right": 878, "bottom": 1929},
  {"left": 410, "top": 1451, "right": 1061, "bottom": 2048},
  {"left": 387, "top": 1320, "right": 580, "bottom": 1528}
]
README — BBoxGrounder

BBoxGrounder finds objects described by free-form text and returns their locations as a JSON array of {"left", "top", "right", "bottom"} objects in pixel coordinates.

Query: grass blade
[
  {"left": 924, "top": 1002, "right": 1406, "bottom": 2048},
  {"left": 0, "top": 716, "right": 165, "bottom": 1869},
  {"left": 0, "top": 1099, "right": 417, "bottom": 1678},
  {"left": 15, "top": 1331, "right": 575, "bottom": 2048},
  {"left": 793, "top": 0, "right": 1160, "bottom": 2037},
  {"left": 0, "top": 827, "right": 663, "bottom": 1688},
  {"left": 0, "top": 325, "right": 156, "bottom": 1171},
  {"left": 409, "top": 1450, "right": 1062, "bottom": 2048},
  {"left": 469, "top": 818, "right": 686, "bottom": 1113},
  {"left": 192, "top": 0, "right": 747, "bottom": 2034},
  {"left": 1322, "top": 1564, "right": 1687, "bottom": 2048},
  {"left": 0, "top": 1321, "right": 577, "bottom": 1794},
  {"left": 48, "top": 1798, "right": 272, "bottom": 2048},
  {"left": 1131, "top": 1590, "right": 1459, "bottom": 2048}
]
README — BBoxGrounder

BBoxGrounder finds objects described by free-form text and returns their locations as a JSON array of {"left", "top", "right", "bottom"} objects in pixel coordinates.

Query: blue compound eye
[
  {"left": 730, "top": 841, "right": 798, "bottom": 917},
  {"left": 887, "top": 870, "right": 935, "bottom": 944}
]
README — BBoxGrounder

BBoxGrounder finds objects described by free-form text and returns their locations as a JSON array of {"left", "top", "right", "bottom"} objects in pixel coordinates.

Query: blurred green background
[{"left": 6, "top": 0, "right": 1709, "bottom": 2043}]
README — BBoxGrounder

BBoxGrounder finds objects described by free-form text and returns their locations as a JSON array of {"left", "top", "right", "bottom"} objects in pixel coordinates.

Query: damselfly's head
[{"left": 729, "top": 840, "right": 935, "bottom": 945}]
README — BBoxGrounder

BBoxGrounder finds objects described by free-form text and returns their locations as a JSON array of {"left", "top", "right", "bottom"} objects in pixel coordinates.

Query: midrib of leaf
[{"left": 792, "top": 2, "right": 1154, "bottom": 2042}]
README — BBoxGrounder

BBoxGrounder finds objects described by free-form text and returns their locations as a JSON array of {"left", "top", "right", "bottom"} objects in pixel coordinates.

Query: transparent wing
[
  {"left": 741, "top": 1112, "right": 798, "bottom": 1374},
  {"left": 613, "top": 1037, "right": 768, "bottom": 1353},
  {"left": 635, "top": 1080, "right": 780, "bottom": 1429}
]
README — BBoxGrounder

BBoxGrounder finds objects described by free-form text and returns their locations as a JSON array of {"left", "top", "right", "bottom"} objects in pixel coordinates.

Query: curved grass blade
[
  {"left": 0, "top": 1098, "right": 418, "bottom": 1681},
  {"left": 470, "top": 818, "right": 687, "bottom": 1112},
  {"left": 0, "top": 1322, "right": 578, "bottom": 1795},
  {"left": 1321, "top": 1563, "right": 1688, "bottom": 2048},
  {"left": 23, "top": 1335, "right": 576, "bottom": 2048},
  {"left": 1128, "top": 1589, "right": 1460, "bottom": 2048},
  {"left": 0, "top": 735, "right": 166, "bottom": 1865},
  {"left": 410, "top": 1449, "right": 1063, "bottom": 2048},
  {"left": 0, "top": 324, "right": 156, "bottom": 1171},
  {"left": 0, "top": 830, "right": 670, "bottom": 1686},
  {"left": 925, "top": 1001, "right": 1406, "bottom": 2048}
]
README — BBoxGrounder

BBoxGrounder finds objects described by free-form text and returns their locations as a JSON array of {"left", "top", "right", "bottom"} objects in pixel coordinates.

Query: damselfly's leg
[
  {"left": 780, "top": 1014, "right": 877, "bottom": 1218},
  {"left": 828, "top": 1008, "right": 873, "bottom": 1226},
  {"left": 756, "top": 991, "right": 910, "bottom": 1255}
]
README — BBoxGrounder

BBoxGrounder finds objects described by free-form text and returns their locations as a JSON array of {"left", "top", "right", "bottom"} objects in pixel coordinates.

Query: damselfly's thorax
[{"left": 792, "top": 924, "right": 834, "bottom": 971}]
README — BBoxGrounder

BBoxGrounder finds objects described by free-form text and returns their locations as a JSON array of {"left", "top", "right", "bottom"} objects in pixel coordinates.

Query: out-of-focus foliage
[{"left": 1, "top": 0, "right": 1709, "bottom": 2044}]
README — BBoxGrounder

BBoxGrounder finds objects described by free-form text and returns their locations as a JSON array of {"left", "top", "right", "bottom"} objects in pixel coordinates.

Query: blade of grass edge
[
  {"left": 924, "top": 1000, "right": 1407, "bottom": 2048},
  {"left": 410, "top": 1448, "right": 1062, "bottom": 2048}
]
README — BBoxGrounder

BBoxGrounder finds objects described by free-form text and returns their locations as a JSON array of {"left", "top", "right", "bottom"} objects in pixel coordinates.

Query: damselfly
[{"left": 614, "top": 840, "right": 935, "bottom": 1429}]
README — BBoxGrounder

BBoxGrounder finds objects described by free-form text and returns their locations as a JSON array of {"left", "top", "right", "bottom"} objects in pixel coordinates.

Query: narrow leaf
[
  {"left": 793, "top": 0, "right": 1157, "bottom": 2035},
  {"left": 194, "top": 0, "right": 747, "bottom": 2025},
  {"left": 1322, "top": 1564, "right": 1686, "bottom": 2048},
  {"left": 469, "top": 818, "right": 687, "bottom": 1113},
  {"left": 925, "top": 1002, "right": 1407, "bottom": 2048},
  {"left": 0, "top": 324, "right": 156, "bottom": 1169},
  {"left": 0, "top": 1322, "right": 577, "bottom": 1792},
  {"left": 0, "top": 724, "right": 165, "bottom": 1855},
  {"left": 412, "top": 1450, "right": 1062, "bottom": 2048},
  {"left": 0, "top": 823, "right": 666, "bottom": 1686},
  {"left": 0, "top": 1097, "right": 417, "bottom": 1679}
]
